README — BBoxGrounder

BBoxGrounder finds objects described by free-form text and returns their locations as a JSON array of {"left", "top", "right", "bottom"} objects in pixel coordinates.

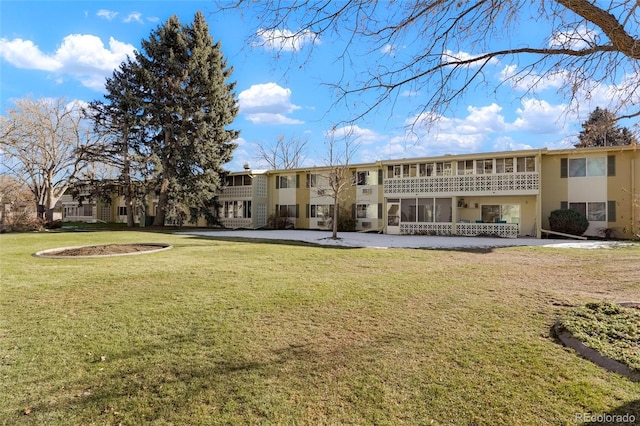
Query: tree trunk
[
  {"left": 332, "top": 198, "right": 339, "bottom": 239},
  {"left": 153, "top": 178, "right": 169, "bottom": 226}
]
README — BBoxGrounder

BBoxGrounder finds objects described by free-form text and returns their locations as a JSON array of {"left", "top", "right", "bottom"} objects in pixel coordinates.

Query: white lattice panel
[
  {"left": 221, "top": 218, "right": 252, "bottom": 229},
  {"left": 384, "top": 172, "right": 539, "bottom": 196},
  {"left": 255, "top": 176, "right": 267, "bottom": 198},
  {"left": 400, "top": 223, "right": 453, "bottom": 235},
  {"left": 256, "top": 204, "right": 267, "bottom": 227},
  {"left": 219, "top": 185, "right": 252, "bottom": 200},
  {"left": 456, "top": 223, "right": 519, "bottom": 238}
]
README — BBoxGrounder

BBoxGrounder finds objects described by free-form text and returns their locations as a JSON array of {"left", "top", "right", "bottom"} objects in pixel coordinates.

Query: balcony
[
  {"left": 219, "top": 185, "right": 252, "bottom": 199},
  {"left": 384, "top": 172, "right": 539, "bottom": 196}
]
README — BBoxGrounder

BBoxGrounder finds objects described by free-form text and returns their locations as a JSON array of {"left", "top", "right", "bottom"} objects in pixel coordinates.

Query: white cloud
[
  {"left": 549, "top": 25, "right": 598, "bottom": 50},
  {"left": 500, "top": 65, "right": 566, "bottom": 92},
  {"left": 491, "top": 136, "right": 533, "bottom": 152},
  {"left": 442, "top": 49, "right": 499, "bottom": 67},
  {"left": 0, "top": 38, "right": 61, "bottom": 71},
  {"left": 329, "top": 125, "right": 383, "bottom": 146},
  {"left": 511, "top": 98, "right": 568, "bottom": 133},
  {"left": 124, "top": 12, "right": 143, "bottom": 24},
  {"left": 97, "top": 9, "right": 118, "bottom": 20},
  {"left": 244, "top": 113, "right": 303, "bottom": 125},
  {"left": 0, "top": 35, "right": 136, "bottom": 90},
  {"left": 255, "top": 28, "right": 318, "bottom": 51},
  {"left": 238, "top": 83, "right": 303, "bottom": 125}
]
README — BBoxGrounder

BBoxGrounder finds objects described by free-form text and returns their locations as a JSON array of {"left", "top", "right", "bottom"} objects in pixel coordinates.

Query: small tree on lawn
[{"left": 324, "top": 128, "right": 358, "bottom": 239}]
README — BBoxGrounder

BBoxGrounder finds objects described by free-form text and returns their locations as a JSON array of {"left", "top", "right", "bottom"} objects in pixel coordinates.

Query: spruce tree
[
  {"left": 132, "top": 12, "right": 238, "bottom": 226},
  {"left": 575, "top": 107, "right": 637, "bottom": 148},
  {"left": 84, "top": 62, "right": 148, "bottom": 227}
]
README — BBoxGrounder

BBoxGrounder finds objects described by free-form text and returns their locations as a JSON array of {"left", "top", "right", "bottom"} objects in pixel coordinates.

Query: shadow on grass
[{"left": 181, "top": 233, "right": 362, "bottom": 250}]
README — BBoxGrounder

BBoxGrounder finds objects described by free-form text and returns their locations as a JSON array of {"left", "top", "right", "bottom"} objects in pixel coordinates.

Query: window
[
  {"left": 399, "top": 198, "right": 451, "bottom": 222},
  {"left": 587, "top": 157, "right": 606, "bottom": 176},
  {"left": 435, "top": 162, "right": 452, "bottom": 176},
  {"left": 82, "top": 204, "right": 93, "bottom": 216},
  {"left": 225, "top": 175, "right": 252, "bottom": 186},
  {"left": 310, "top": 204, "right": 333, "bottom": 218},
  {"left": 355, "top": 171, "right": 368, "bottom": 185},
  {"left": 356, "top": 204, "right": 376, "bottom": 219},
  {"left": 569, "top": 202, "right": 606, "bottom": 221},
  {"left": 221, "top": 201, "right": 252, "bottom": 218},
  {"left": 481, "top": 204, "right": 520, "bottom": 223},
  {"left": 401, "top": 199, "right": 416, "bottom": 222},
  {"left": 276, "top": 175, "right": 298, "bottom": 189},
  {"left": 277, "top": 204, "right": 298, "bottom": 218},
  {"left": 476, "top": 159, "right": 493, "bottom": 174},
  {"left": 306, "top": 173, "right": 317, "bottom": 188},
  {"left": 568, "top": 202, "right": 586, "bottom": 217},
  {"left": 569, "top": 158, "right": 586, "bottom": 177},
  {"left": 118, "top": 206, "right": 127, "bottom": 216},
  {"left": 496, "top": 158, "right": 514, "bottom": 173},
  {"left": 457, "top": 160, "right": 474, "bottom": 175},
  {"left": 418, "top": 198, "right": 434, "bottom": 222},
  {"left": 517, "top": 156, "right": 535, "bottom": 172},
  {"left": 587, "top": 202, "right": 606, "bottom": 221}
]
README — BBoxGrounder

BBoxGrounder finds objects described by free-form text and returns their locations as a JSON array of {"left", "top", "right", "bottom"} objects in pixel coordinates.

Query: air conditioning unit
[
  {"left": 317, "top": 221, "right": 325, "bottom": 226},
  {"left": 362, "top": 221, "right": 372, "bottom": 228}
]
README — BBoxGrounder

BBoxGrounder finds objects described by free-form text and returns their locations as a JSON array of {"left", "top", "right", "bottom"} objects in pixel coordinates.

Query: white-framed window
[
  {"left": 356, "top": 204, "right": 377, "bottom": 219},
  {"left": 569, "top": 202, "right": 606, "bottom": 221},
  {"left": 569, "top": 157, "right": 606, "bottom": 177},
  {"left": 310, "top": 204, "right": 333, "bottom": 218},
  {"left": 475, "top": 159, "right": 493, "bottom": 174},
  {"left": 496, "top": 158, "right": 514, "bottom": 173},
  {"left": 481, "top": 204, "right": 520, "bottom": 223},
  {"left": 517, "top": 156, "right": 535, "bottom": 172},
  {"left": 225, "top": 175, "right": 252, "bottom": 186},
  {"left": 457, "top": 160, "right": 474, "bottom": 175},
  {"left": 277, "top": 175, "right": 296, "bottom": 189},
  {"left": 400, "top": 197, "right": 452, "bottom": 222},
  {"left": 220, "top": 201, "right": 251, "bottom": 219}
]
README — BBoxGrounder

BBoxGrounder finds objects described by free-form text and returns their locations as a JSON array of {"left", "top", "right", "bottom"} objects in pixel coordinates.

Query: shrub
[
  {"left": 549, "top": 209, "right": 589, "bottom": 236},
  {"left": 336, "top": 206, "right": 356, "bottom": 232},
  {"left": 267, "top": 213, "right": 293, "bottom": 230}
]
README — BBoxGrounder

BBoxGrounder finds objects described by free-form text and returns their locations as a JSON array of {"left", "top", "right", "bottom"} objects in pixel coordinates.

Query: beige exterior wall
[{"left": 541, "top": 147, "right": 639, "bottom": 238}]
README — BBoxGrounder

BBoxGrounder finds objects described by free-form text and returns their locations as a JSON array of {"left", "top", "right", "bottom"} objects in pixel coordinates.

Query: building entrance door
[{"left": 386, "top": 202, "right": 400, "bottom": 234}]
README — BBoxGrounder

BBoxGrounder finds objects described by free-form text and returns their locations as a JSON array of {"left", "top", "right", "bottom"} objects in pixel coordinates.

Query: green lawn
[{"left": 1, "top": 231, "right": 639, "bottom": 425}]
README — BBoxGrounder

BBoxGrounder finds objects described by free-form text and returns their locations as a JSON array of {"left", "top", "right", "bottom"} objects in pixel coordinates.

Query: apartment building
[{"left": 61, "top": 145, "right": 639, "bottom": 239}]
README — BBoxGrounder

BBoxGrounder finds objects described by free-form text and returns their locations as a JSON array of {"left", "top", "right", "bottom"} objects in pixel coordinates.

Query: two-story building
[{"left": 61, "top": 145, "right": 640, "bottom": 239}]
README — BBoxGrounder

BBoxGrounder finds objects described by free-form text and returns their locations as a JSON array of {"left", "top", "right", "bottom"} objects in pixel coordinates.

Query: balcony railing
[
  {"left": 398, "top": 222, "right": 519, "bottom": 238},
  {"left": 219, "top": 186, "right": 252, "bottom": 199},
  {"left": 220, "top": 218, "right": 252, "bottom": 229},
  {"left": 384, "top": 172, "right": 539, "bottom": 196}
]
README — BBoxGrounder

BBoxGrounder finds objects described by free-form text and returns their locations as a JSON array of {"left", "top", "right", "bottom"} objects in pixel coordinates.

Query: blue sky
[{"left": 1, "top": 1, "right": 636, "bottom": 172}]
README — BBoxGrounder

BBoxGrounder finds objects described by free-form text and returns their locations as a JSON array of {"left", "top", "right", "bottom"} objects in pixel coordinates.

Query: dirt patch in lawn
[{"left": 35, "top": 243, "right": 172, "bottom": 258}]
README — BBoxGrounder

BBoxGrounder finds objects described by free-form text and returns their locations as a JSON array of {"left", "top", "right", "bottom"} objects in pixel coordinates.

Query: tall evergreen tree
[
  {"left": 129, "top": 12, "right": 238, "bottom": 226},
  {"left": 83, "top": 63, "right": 148, "bottom": 227},
  {"left": 575, "top": 107, "right": 637, "bottom": 148}
]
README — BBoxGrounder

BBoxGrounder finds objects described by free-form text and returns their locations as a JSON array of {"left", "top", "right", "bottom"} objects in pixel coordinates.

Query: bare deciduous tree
[
  {"left": 228, "top": 1, "right": 640, "bottom": 125},
  {"left": 323, "top": 128, "right": 358, "bottom": 239},
  {"left": 0, "top": 97, "right": 99, "bottom": 221},
  {"left": 256, "top": 135, "right": 308, "bottom": 170}
]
